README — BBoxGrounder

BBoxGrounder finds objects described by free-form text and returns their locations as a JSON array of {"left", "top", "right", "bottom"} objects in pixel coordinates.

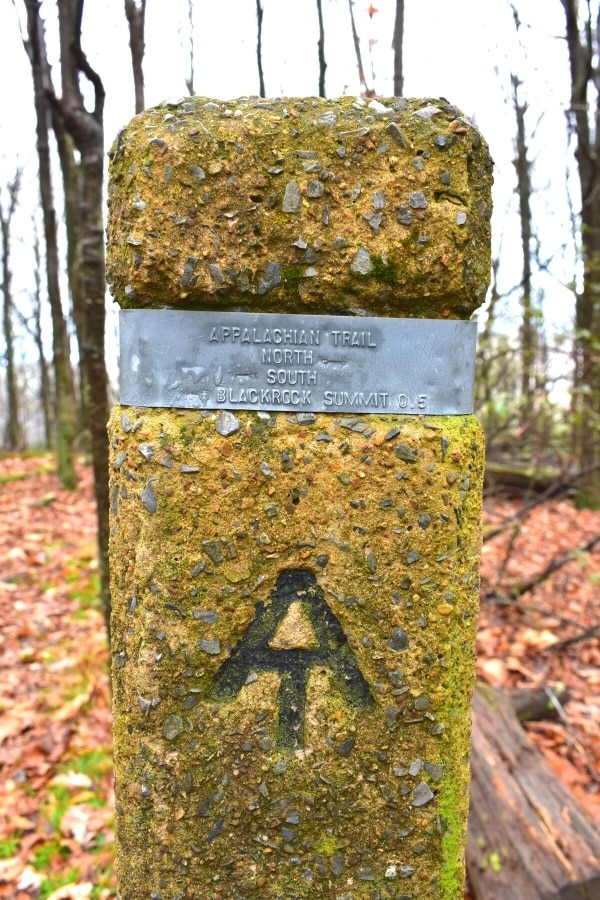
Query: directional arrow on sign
[{"left": 210, "top": 569, "right": 374, "bottom": 749}]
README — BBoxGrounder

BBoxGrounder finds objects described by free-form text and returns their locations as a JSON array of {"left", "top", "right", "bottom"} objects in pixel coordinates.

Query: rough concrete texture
[
  {"left": 109, "top": 409, "right": 484, "bottom": 899},
  {"left": 107, "top": 97, "right": 491, "bottom": 899},
  {"left": 107, "top": 96, "right": 492, "bottom": 319}
]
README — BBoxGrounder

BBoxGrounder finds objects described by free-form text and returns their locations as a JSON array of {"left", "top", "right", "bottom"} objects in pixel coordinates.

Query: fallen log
[
  {"left": 467, "top": 683, "right": 600, "bottom": 900},
  {"left": 509, "top": 683, "right": 570, "bottom": 722},
  {"left": 484, "top": 460, "right": 566, "bottom": 497}
]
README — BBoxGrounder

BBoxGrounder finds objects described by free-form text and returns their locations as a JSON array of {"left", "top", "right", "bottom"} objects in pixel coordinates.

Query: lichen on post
[{"left": 107, "top": 96, "right": 492, "bottom": 899}]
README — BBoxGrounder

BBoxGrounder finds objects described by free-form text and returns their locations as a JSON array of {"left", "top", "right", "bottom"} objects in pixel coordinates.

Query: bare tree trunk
[
  {"left": 561, "top": 0, "right": 600, "bottom": 508},
  {"left": 12, "top": 220, "right": 54, "bottom": 449},
  {"left": 32, "top": 229, "right": 53, "bottom": 449},
  {"left": 316, "top": 0, "right": 327, "bottom": 97},
  {"left": 53, "top": 0, "right": 111, "bottom": 638},
  {"left": 51, "top": 111, "right": 83, "bottom": 414},
  {"left": 124, "top": 0, "right": 146, "bottom": 113},
  {"left": 511, "top": 73, "right": 536, "bottom": 419},
  {"left": 0, "top": 171, "right": 23, "bottom": 451},
  {"left": 392, "top": 0, "right": 404, "bottom": 96},
  {"left": 22, "top": 0, "right": 78, "bottom": 489},
  {"left": 256, "top": 0, "right": 265, "bottom": 98},
  {"left": 475, "top": 257, "right": 500, "bottom": 410},
  {"left": 347, "top": 0, "right": 374, "bottom": 97},
  {"left": 185, "top": 0, "right": 195, "bottom": 96}
]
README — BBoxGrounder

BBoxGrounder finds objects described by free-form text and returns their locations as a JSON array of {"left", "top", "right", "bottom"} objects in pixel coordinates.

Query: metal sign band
[{"left": 119, "top": 310, "right": 477, "bottom": 415}]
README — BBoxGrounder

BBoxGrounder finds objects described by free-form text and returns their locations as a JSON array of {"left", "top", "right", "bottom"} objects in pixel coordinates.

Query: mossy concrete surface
[
  {"left": 107, "top": 96, "right": 492, "bottom": 319},
  {"left": 109, "top": 409, "right": 483, "bottom": 898},
  {"left": 107, "top": 96, "right": 491, "bottom": 899}
]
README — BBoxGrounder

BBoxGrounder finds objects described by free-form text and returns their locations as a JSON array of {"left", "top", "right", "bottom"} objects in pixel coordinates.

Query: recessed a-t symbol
[{"left": 211, "top": 569, "right": 374, "bottom": 749}]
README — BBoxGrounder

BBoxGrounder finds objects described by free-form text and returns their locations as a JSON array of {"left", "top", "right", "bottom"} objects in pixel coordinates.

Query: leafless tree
[
  {"left": 511, "top": 73, "right": 536, "bottom": 417},
  {"left": 22, "top": 0, "right": 79, "bottom": 489},
  {"left": 0, "top": 169, "right": 23, "bottom": 450},
  {"left": 124, "top": 0, "right": 146, "bottom": 113},
  {"left": 12, "top": 221, "right": 54, "bottom": 450},
  {"left": 316, "top": 0, "right": 327, "bottom": 97},
  {"left": 48, "top": 0, "right": 111, "bottom": 633},
  {"left": 347, "top": 0, "right": 375, "bottom": 97},
  {"left": 560, "top": 0, "right": 600, "bottom": 506},
  {"left": 30, "top": 226, "right": 53, "bottom": 448},
  {"left": 185, "top": 0, "right": 195, "bottom": 96},
  {"left": 392, "top": 0, "right": 404, "bottom": 96},
  {"left": 256, "top": 0, "right": 265, "bottom": 97}
]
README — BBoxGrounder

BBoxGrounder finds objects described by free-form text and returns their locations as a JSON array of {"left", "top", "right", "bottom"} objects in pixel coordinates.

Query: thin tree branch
[
  {"left": 392, "top": 0, "right": 404, "bottom": 96},
  {"left": 184, "top": 0, "right": 195, "bottom": 96},
  {"left": 0, "top": 169, "right": 23, "bottom": 450},
  {"left": 510, "top": 531, "right": 600, "bottom": 596},
  {"left": 552, "top": 623, "right": 600, "bottom": 650},
  {"left": 124, "top": 0, "right": 146, "bottom": 113},
  {"left": 483, "top": 477, "right": 573, "bottom": 543},
  {"left": 316, "top": 0, "right": 327, "bottom": 97},
  {"left": 347, "top": 0, "right": 373, "bottom": 97},
  {"left": 256, "top": 0, "right": 265, "bottom": 98},
  {"left": 72, "top": 0, "right": 105, "bottom": 123}
]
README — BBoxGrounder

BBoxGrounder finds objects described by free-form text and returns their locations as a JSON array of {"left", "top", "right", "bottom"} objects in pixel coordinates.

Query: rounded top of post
[{"left": 106, "top": 96, "right": 492, "bottom": 319}]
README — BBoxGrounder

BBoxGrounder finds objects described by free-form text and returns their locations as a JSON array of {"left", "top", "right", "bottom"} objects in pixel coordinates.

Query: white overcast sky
[{"left": 0, "top": 0, "right": 577, "bottom": 376}]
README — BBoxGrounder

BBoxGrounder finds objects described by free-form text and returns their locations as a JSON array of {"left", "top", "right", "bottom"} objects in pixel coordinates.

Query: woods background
[
  {"left": 2, "top": 3, "right": 599, "bottom": 511},
  {"left": 0, "top": 3, "right": 599, "bottom": 899}
]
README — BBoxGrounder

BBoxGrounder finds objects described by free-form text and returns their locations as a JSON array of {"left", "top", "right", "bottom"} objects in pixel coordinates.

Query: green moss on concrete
[
  {"left": 353, "top": 254, "right": 400, "bottom": 286},
  {"left": 316, "top": 834, "right": 338, "bottom": 856},
  {"left": 106, "top": 96, "right": 493, "bottom": 318},
  {"left": 439, "top": 772, "right": 468, "bottom": 897},
  {"left": 281, "top": 264, "right": 305, "bottom": 293},
  {"left": 109, "top": 408, "right": 483, "bottom": 898}
]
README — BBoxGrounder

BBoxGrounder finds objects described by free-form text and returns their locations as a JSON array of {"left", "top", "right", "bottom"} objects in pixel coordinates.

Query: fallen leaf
[
  {"left": 16, "top": 866, "right": 41, "bottom": 892},
  {"left": 518, "top": 627, "right": 559, "bottom": 650},
  {"left": 60, "top": 804, "right": 113, "bottom": 848},
  {"left": 45, "top": 884, "right": 93, "bottom": 900},
  {"left": 478, "top": 658, "right": 507, "bottom": 686},
  {"left": 6, "top": 815, "right": 36, "bottom": 832},
  {"left": 53, "top": 685, "right": 94, "bottom": 723},
  {"left": 0, "top": 701, "right": 38, "bottom": 744},
  {"left": 50, "top": 772, "right": 94, "bottom": 790},
  {"left": 0, "top": 858, "right": 25, "bottom": 883}
]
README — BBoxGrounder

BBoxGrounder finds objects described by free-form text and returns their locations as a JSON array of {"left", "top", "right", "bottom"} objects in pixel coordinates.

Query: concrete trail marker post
[{"left": 107, "top": 96, "right": 492, "bottom": 899}]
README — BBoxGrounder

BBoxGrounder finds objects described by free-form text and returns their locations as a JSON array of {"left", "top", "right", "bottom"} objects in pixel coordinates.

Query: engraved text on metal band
[{"left": 119, "top": 310, "right": 477, "bottom": 415}]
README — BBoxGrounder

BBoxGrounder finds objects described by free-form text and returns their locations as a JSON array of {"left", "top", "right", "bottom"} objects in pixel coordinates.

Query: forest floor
[{"left": 0, "top": 454, "right": 598, "bottom": 899}]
